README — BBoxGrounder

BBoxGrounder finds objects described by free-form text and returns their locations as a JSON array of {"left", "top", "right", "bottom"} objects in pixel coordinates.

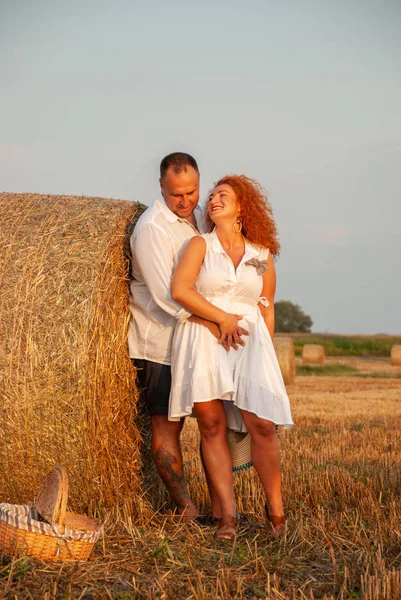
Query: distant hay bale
[
  {"left": 273, "top": 337, "right": 295, "bottom": 385},
  {"left": 302, "top": 344, "right": 325, "bottom": 365},
  {"left": 0, "top": 192, "right": 148, "bottom": 516},
  {"left": 391, "top": 345, "right": 401, "bottom": 366}
]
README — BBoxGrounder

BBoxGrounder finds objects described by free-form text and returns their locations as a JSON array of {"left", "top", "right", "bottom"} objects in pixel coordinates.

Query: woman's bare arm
[
  {"left": 257, "top": 252, "right": 276, "bottom": 339},
  {"left": 171, "top": 237, "right": 247, "bottom": 346}
]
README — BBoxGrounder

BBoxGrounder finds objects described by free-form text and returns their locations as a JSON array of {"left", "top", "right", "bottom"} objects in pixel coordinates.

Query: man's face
[{"left": 160, "top": 166, "right": 200, "bottom": 219}]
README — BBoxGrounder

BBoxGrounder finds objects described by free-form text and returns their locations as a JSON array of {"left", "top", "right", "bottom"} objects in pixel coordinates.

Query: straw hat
[{"left": 226, "top": 429, "right": 253, "bottom": 472}]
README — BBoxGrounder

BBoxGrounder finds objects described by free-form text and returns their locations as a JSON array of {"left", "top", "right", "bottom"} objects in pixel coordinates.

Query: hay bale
[
  {"left": 302, "top": 344, "right": 325, "bottom": 365},
  {"left": 391, "top": 345, "right": 401, "bottom": 366},
  {"left": 273, "top": 337, "right": 295, "bottom": 385},
  {"left": 0, "top": 192, "right": 148, "bottom": 515}
]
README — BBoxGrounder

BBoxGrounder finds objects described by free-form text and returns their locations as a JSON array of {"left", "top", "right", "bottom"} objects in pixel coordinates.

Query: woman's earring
[{"left": 233, "top": 218, "right": 242, "bottom": 234}]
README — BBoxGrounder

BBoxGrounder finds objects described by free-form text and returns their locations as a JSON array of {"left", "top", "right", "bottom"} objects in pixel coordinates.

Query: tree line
[{"left": 274, "top": 300, "right": 313, "bottom": 333}]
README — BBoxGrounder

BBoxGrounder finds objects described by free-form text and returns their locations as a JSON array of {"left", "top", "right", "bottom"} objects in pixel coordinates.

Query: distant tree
[{"left": 274, "top": 300, "right": 313, "bottom": 333}]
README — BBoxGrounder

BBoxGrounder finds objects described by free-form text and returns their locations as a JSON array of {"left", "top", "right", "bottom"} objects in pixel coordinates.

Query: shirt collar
[
  {"left": 156, "top": 198, "right": 205, "bottom": 230},
  {"left": 155, "top": 198, "right": 180, "bottom": 224},
  {"left": 211, "top": 229, "right": 260, "bottom": 259}
]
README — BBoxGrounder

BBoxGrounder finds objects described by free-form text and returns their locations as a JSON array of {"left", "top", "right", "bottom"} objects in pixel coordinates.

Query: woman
[{"left": 169, "top": 175, "right": 293, "bottom": 540}]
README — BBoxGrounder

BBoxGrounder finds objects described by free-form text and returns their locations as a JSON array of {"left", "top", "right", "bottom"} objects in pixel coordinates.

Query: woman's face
[{"left": 207, "top": 184, "right": 240, "bottom": 224}]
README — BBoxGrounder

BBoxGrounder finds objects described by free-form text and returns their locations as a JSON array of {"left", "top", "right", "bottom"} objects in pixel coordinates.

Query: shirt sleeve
[{"left": 131, "top": 222, "right": 192, "bottom": 323}]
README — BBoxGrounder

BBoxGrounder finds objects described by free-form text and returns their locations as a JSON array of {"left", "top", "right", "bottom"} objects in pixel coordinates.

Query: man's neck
[{"left": 185, "top": 213, "right": 198, "bottom": 229}]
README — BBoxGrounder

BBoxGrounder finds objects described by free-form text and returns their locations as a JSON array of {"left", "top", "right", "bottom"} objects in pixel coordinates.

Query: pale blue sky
[{"left": 1, "top": 0, "right": 400, "bottom": 334}]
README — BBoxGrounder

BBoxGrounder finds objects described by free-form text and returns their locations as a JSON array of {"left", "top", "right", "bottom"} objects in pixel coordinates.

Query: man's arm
[
  {"left": 189, "top": 315, "right": 250, "bottom": 351},
  {"left": 131, "top": 223, "right": 191, "bottom": 322}
]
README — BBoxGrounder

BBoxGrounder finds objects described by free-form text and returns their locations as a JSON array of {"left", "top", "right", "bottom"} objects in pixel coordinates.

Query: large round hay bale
[
  {"left": 273, "top": 337, "right": 295, "bottom": 385},
  {"left": 302, "top": 344, "right": 325, "bottom": 365},
  {"left": 0, "top": 192, "right": 147, "bottom": 515},
  {"left": 391, "top": 345, "right": 401, "bottom": 366}
]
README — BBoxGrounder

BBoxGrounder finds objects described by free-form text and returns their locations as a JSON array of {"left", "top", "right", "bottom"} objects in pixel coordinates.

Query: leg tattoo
[{"left": 154, "top": 445, "right": 192, "bottom": 512}]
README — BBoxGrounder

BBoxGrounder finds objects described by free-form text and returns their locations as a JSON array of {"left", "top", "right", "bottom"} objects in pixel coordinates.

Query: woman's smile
[
  {"left": 207, "top": 183, "right": 239, "bottom": 221},
  {"left": 209, "top": 203, "right": 224, "bottom": 214}
]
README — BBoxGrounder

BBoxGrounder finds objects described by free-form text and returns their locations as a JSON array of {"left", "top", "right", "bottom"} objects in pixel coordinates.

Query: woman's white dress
[{"left": 169, "top": 231, "right": 293, "bottom": 431}]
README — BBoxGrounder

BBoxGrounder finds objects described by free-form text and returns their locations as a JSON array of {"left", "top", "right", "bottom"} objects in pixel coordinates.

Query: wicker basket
[{"left": 0, "top": 467, "right": 102, "bottom": 561}]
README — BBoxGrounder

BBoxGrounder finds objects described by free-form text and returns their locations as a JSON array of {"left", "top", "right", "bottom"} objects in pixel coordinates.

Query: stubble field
[{"left": 1, "top": 358, "right": 401, "bottom": 599}]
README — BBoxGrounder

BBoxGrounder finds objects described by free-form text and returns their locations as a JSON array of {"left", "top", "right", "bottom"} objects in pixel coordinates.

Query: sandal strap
[{"left": 216, "top": 514, "right": 237, "bottom": 540}]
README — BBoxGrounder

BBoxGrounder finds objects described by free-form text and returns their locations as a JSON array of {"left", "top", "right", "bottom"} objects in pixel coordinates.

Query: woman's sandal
[
  {"left": 215, "top": 514, "right": 237, "bottom": 541},
  {"left": 264, "top": 505, "right": 287, "bottom": 538}
]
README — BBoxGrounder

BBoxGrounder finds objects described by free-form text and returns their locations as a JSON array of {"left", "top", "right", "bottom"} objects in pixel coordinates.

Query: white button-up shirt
[{"left": 128, "top": 198, "right": 206, "bottom": 365}]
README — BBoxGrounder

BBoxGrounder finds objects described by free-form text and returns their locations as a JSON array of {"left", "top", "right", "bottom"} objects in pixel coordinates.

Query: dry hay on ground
[
  {"left": 2, "top": 374, "right": 401, "bottom": 599},
  {"left": 0, "top": 192, "right": 149, "bottom": 516},
  {"left": 302, "top": 343, "right": 325, "bottom": 364},
  {"left": 391, "top": 344, "right": 401, "bottom": 366},
  {"left": 273, "top": 336, "right": 295, "bottom": 384}
]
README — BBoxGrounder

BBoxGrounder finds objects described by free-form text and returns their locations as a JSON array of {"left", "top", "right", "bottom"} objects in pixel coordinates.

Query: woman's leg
[
  {"left": 200, "top": 442, "right": 222, "bottom": 518},
  {"left": 193, "top": 400, "right": 236, "bottom": 519},
  {"left": 239, "top": 410, "right": 284, "bottom": 519}
]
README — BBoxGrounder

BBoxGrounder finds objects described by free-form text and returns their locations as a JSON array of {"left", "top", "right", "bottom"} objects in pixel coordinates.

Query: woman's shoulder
[{"left": 185, "top": 234, "right": 207, "bottom": 253}]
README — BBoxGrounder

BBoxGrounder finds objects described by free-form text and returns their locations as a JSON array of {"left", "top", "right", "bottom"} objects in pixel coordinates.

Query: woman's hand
[{"left": 217, "top": 313, "right": 249, "bottom": 350}]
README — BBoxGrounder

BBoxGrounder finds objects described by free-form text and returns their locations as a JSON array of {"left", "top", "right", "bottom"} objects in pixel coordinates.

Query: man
[{"left": 128, "top": 152, "right": 245, "bottom": 519}]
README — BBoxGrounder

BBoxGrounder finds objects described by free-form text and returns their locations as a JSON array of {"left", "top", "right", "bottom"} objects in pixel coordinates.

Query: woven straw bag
[
  {"left": 226, "top": 429, "right": 253, "bottom": 472},
  {"left": 0, "top": 466, "right": 102, "bottom": 561}
]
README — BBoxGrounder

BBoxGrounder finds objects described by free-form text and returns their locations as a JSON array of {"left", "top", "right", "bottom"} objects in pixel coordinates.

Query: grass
[
  {"left": 296, "top": 364, "right": 401, "bottom": 378},
  {"left": 296, "top": 364, "right": 358, "bottom": 376},
  {"left": 353, "top": 371, "right": 401, "bottom": 379},
  {"left": 1, "top": 375, "right": 401, "bottom": 599},
  {"left": 282, "top": 333, "right": 401, "bottom": 357}
]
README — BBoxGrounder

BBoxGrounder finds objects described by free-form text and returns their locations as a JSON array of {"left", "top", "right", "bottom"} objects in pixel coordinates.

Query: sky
[{"left": 1, "top": 0, "right": 400, "bottom": 334}]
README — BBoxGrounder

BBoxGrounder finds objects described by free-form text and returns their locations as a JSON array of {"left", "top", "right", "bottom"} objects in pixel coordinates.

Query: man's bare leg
[{"left": 151, "top": 415, "right": 199, "bottom": 518}]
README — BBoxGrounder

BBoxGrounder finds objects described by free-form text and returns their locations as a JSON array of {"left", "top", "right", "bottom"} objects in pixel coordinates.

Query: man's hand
[
  {"left": 188, "top": 314, "right": 249, "bottom": 351},
  {"left": 224, "top": 323, "right": 249, "bottom": 350},
  {"left": 216, "top": 314, "right": 250, "bottom": 351},
  {"left": 207, "top": 321, "right": 249, "bottom": 351}
]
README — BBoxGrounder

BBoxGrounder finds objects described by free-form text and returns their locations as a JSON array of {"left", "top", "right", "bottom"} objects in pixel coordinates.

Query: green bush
[{"left": 290, "top": 334, "right": 401, "bottom": 357}]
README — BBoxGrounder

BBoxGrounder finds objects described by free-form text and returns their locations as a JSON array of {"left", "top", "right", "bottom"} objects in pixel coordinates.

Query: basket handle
[{"left": 54, "top": 465, "right": 68, "bottom": 528}]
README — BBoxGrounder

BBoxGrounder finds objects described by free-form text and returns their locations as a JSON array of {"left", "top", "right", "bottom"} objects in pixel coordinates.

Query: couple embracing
[{"left": 128, "top": 152, "right": 293, "bottom": 541}]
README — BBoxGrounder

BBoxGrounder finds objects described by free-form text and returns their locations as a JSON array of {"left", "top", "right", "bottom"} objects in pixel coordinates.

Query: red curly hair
[{"left": 205, "top": 175, "right": 280, "bottom": 257}]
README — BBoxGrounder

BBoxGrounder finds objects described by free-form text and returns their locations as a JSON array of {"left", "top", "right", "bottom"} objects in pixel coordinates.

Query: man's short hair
[{"left": 159, "top": 152, "right": 199, "bottom": 179}]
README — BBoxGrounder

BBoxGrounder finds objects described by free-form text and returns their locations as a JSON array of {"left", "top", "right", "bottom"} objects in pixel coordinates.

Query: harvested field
[
  {"left": 296, "top": 356, "right": 401, "bottom": 379},
  {"left": 1, "top": 363, "right": 400, "bottom": 599}
]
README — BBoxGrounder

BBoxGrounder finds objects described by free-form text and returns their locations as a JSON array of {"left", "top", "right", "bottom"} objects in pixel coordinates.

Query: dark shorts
[{"left": 132, "top": 359, "right": 171, "bottom": 416}]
